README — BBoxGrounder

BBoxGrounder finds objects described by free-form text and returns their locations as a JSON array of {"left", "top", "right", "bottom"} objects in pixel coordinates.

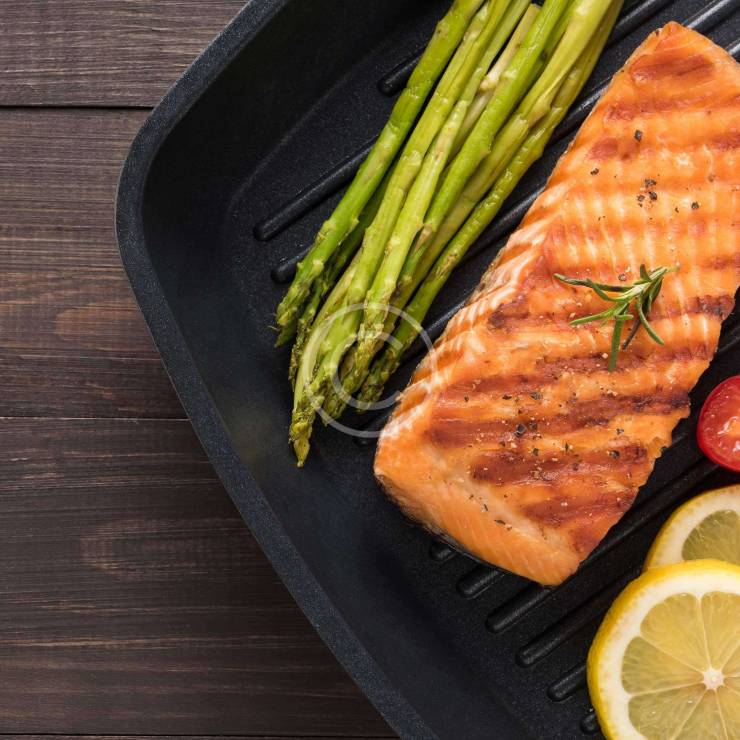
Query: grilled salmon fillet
[{"left": 375, "top": 23, "right": 740, "bottom": 586}]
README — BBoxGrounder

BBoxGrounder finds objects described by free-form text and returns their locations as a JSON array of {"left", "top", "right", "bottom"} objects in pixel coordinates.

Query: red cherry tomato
[{"left": 697, "top": 376, "right": 740, "bottom": 472}]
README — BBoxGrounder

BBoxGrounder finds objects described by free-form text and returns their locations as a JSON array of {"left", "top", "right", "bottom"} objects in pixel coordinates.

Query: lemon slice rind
[{"left": 587, "top": 559, "right": 740, "bottom": 740}]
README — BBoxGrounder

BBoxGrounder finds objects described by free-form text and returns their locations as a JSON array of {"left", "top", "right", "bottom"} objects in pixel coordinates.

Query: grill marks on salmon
[{"left": 374, "top": 24, "right": 740, "bottom": 586}]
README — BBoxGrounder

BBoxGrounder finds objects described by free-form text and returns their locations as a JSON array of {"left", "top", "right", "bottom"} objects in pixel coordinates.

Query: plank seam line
[
  {"left": 0, "top": 735, "right": 396, "bottom": 739},
  {"left": 0, "top": 416, "right": 189, "bottom": 422},
  {"left": 0, "top": 104, "right": 153, "bottom": 112}
]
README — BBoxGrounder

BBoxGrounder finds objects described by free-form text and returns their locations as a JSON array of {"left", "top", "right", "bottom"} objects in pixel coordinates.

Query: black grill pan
[{"left": 116, "top": 1, "right": 740, "bottom": 737}]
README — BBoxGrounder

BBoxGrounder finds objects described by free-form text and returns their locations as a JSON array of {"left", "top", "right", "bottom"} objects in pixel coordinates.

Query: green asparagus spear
[
  {"left": 284, "top": 252, "right": 346, "bottom": 386},
  {"left": 284, "top": 169, "right": 391, "bottom": 385},
  {"left": 277, "top": 231, "right": 354, "bottom": 349},
  {"left": 398, "top": 87, "right": 539, "bottom": 300},
  {"left": 452, "top": 3, "right": 539, "bottom": 155},
  {"left": 360, "top": 0, "right": 622, "bottom": 405},
  {"left": 275, "top": 0, "right": 487, "bottom": 331},
  {"left": 289, "top": 160, "right": 402, "bottom": 398}
]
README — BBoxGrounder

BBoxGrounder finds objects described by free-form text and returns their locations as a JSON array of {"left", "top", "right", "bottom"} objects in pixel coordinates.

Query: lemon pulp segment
[
  {"left": 645, "top": 486, "right": 740, "bottom": 569},
  {"left": 588, "top": 560, "right": 740, "bottom": 739}
]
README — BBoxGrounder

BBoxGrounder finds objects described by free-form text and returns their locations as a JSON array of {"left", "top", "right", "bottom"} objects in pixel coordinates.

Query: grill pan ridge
[{"left": 116, "top": 1, "right": 740, "bottom": 737}]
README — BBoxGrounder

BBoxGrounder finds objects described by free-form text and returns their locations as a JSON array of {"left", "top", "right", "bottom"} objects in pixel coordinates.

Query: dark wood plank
[
  {"left": 2, "top": 737, "right": 392, "bottom": 740},
  {"left": 0, "top": 1, "right": 243, "bottom": 107},
  {"left": 0, "top": 108, "right": 184, "bottom": 418},
  {"left": 0, "top": 418, "right": 392, "bottom": 736}
]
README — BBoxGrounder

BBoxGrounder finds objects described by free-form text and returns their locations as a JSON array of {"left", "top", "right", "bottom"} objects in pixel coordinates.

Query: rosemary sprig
[{"left": 555, "top": 264, "right": 678, "bottom": 371}]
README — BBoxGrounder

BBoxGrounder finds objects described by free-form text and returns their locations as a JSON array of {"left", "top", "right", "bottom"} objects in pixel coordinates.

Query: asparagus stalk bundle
[
  {"left": 276, "top": 0, "right": 623, "bottom": 464},
  {"left": 352, "top": 0, "right": 572, "bottom": 377},
  {"left": 275, "top": 0, "right": 487, "bottom": 332},
  {"left": 328, "top": 0, "right": 577, "bottom": 417},
  {"left": 360, "top": 0, "right": 622, "bottom": 405},
  {"left": 290, "top": 0, "right": 523, "bottom": 454}
]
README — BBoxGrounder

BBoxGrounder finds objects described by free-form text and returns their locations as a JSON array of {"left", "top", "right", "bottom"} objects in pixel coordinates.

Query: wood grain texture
[
  {"left": 0, "top": 3, "right": 393, "bottom": 735},
  {"left": 0, "top": 109, "right": 184, "bottom": 418},
  {"left": 0, "top": 1, "right": 243, "bottom": 107},
  {"left": 0, "top": 418, "right": 391, "bottom": 736}
]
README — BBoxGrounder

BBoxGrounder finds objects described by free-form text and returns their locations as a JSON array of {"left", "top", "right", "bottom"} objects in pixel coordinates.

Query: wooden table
[{"left": 0, "top": 3, "right": 392, "bottom": 737}]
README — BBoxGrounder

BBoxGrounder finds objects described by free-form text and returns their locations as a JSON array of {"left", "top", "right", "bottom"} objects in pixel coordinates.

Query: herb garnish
[{"left": 555, "top": 265, "right": 678, "bottom": 371}]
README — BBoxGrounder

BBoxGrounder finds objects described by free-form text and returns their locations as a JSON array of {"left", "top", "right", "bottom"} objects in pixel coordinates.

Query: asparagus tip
[
  {"left": 293, "top": 437, "right": 310, "bottom": 466},
  {"left": 275, "top": 331, "right": 293, "bottom": 348}
]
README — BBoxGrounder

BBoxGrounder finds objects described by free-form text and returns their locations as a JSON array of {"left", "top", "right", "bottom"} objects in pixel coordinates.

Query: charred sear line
[
  {"left": 441, "top": 342, "right": 710, "bottom": 403},
  {"left": 523, "top": 490, "right": 635, "bottom": 528},
  {"left": 536, "top": 491, "right": 637, "bottom": 557},
  {"left": 712, "top": 130, "right": 740, "bottom": 151},
  {"left": 428, "top": 392, "right": 688, "bottom": 448},
  {"left": 524, "top": 489, "right": 638, "bottom": 557},
  {"left": 603, "top": 93, "right": 739, "bottom": 122},
  {"left": 708, "top": 254, "right": 740, "bottom": 271},
  {"left": 588, "top": 136, "right": 633, "bottom": 162},
  {"left": 656, "top": 293, "right": 735, "bottom": 320},
  {"left": 630, "top": 51, "right": 713, "bottom": 82},
  {"left": 485, "top": 294, "right": 733, "bottom": 334},
  {"left": 470, "top": 443, "right": 648, "bottom": 487},
  {"left": 588, "top": 133, "right": 740, "bottom": 161}
]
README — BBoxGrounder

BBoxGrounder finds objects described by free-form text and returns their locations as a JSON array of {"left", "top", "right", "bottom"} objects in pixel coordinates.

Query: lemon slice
[
  {"left": 588, "top": 560, "right": 740, "bottom": 740},
  {"left": 645, "top": 485, "right": 740, "bottom": 569}
]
